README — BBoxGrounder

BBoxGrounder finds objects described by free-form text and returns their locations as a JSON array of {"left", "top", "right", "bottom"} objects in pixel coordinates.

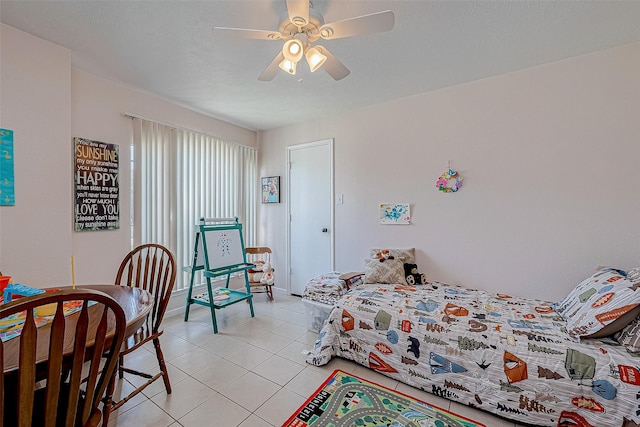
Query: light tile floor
[{"left": 107, "top": 292, "right": 530, "bottom": 427}]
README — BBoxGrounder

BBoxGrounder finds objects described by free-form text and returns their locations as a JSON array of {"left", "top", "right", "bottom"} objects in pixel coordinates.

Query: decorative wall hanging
[
  {"left": 436, "top": 162, "right": 463, "bottom": 193},
  {"left": 379, "top": 203, "right": 411, "bottom": 224},
  {"left": 262, "top": 176, "right": 280, "bottom": 203},
  {"left": 74, "top": 137, "right": 120, "bottom": 231},
  {"left": 0, "top": 128, "right": 15, "bottom": 206}
]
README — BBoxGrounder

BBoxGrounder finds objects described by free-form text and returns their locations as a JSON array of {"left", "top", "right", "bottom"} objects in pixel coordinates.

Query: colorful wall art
[
  {"left": 0, "top": 129, "right": 15, "bottom": 206},
  {"left": 379, "top": 203, "right": 411, "bottom": 224},
  {"left": 262, "top": 176, "right": 280, "bottom": 203}
]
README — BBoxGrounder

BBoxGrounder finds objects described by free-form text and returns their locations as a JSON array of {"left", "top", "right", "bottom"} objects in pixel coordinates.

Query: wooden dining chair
[
  {"left": 103, "top": 243, "right": 176, "bottom": 424},
  {"left": 0, "top": 289, "right": 126, "bottom": 427},
  {"left": 245, "top": 246, "right": 275, "bottom": 300}
]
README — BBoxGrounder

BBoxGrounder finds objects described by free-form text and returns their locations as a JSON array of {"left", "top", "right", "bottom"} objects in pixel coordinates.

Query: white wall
[
  {"left": 71, "top": 68, "right": 256, "bottom": 286},
  {"left": 0, "top": 24, "right": 256, "bottom": 291},
  {"left": 0, "top": 24, "right": 72, "bottom": 286},
  {"left": 2, "top": 22, "right": 639, "bottom": 303},
  {"left": 259, "top": 42, "right": 640, "bottom": 301}
]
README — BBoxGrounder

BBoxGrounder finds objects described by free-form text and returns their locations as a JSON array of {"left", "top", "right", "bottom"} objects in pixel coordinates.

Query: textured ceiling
[{"left": 1, "top": 1, "right": 639, "bottom": 131}]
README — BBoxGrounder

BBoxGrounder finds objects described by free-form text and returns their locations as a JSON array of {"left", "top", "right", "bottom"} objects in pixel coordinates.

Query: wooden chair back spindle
[
  {"left": 103, "top": 243, "right": 176, "bottom": 425},
  {"left": 115, "top": 244, "right": 176, "bottom": 333},
  {"left": 1, "top": 289, "right": 126, "bottom": 427}
]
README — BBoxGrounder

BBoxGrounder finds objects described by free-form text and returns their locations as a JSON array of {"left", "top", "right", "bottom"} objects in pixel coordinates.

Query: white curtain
[{"left": 132, "top": 118, "right": 258, "bottom": 290}]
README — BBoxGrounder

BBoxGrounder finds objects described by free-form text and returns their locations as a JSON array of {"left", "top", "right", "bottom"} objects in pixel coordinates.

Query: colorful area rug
[{"left": 283, "top": 369, "right": 485, "bottom": 427}]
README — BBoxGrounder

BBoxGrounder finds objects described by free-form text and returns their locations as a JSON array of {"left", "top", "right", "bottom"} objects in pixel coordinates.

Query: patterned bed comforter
[
  {"left": 306, "top": 282, "right": 640, "bottom": 426},
  {"left": 302, "top": 271, "right": 350, "bottom": 306}
]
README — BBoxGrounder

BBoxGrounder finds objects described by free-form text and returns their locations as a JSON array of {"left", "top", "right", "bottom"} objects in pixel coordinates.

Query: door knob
[{"left": 322, "top": 228, "right": 328, "bottom": 233}]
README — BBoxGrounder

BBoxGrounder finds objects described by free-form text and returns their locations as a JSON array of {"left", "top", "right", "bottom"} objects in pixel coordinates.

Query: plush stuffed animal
[
  {"left": 376, "top": 249, "right": 395, "bottom": 263},
  {"left": 248, "top": 261, "right": 275, "bottom": 285},
  {"left": 404, "top": 263, "right": 426, "bottom": 285},
  {"left": 259, "top": 262, "right": 275, "bottom": 285}
]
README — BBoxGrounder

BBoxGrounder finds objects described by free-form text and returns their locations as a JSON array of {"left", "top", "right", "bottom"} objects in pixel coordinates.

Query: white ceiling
[{"left": 2, "top": 1, "right": 639, "bottom": 131}]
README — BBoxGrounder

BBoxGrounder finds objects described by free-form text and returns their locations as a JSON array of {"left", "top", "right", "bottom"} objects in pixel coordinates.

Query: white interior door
[{"left": 288, "top": 139, "right": 334, "bottom": 296}]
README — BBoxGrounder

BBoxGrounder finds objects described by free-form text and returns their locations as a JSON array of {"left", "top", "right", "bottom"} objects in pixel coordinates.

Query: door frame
[{"left": 286, "top": 138, "right": 335, "bottom": 294}]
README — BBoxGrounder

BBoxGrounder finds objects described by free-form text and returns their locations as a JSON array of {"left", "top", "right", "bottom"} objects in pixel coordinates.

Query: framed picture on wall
[{"left": 262, "top": 176, "right": 280, "bottom": 203}]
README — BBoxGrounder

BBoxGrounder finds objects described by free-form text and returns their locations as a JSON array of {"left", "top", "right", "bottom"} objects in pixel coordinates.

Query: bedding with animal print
[{"left": 307, "top": 282, "right": 640, "bottom": 427}]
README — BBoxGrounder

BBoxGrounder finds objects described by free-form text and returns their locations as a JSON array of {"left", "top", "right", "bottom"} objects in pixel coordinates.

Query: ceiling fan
[{"left": 213, "top": 0, "right": 394, "bottom": 81}]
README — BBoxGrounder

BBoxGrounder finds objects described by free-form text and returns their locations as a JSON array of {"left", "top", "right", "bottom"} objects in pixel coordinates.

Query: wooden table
[{"left": 1, "top": 284, "right": 154, "bottom": 374}]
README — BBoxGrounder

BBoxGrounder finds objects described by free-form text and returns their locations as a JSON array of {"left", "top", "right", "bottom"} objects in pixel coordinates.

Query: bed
[{"left": 307, "top": 265, "right": 640, "bottom": 427}]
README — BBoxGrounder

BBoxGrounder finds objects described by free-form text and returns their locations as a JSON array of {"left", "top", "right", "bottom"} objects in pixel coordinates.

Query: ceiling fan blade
[
  {"left": 258, "top": 52, "right": 285, "bottom": 81},
  {"left": 213, "top": 27, "right": 282, "bottom": 41},
  {"left": 317, "top": 46, "right": 350, "bottom": 81},
  {"left": 319, "top": 10, "right": 394, "bottom": 40},
  {"left": 286, "top": 0, "right": 310, "bottom": 27}
]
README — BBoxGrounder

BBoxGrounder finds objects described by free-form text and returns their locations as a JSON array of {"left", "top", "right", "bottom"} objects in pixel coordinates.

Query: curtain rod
[{"left": 122, "top": 113, "right": 256, "bottom": 150}]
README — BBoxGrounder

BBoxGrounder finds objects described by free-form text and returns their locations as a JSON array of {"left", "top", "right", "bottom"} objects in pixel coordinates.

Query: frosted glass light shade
[
  {"left": 305, "top": 46, "right": 327, "bottom": 72},
  {"left": 282, "top": 39, "right": 304, "bottom": 62},
  {"left": 279, "top": 58, "right": 297, "bottom": 75}
]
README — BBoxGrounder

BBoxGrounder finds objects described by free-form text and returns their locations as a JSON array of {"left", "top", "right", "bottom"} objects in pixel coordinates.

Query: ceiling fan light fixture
[
  {"left": 305, "top": 46, "right": 327, "bottom": 72},
  {"left": 320, "top": 27, "right": 334, "bottom": 39},
  {"left": 290, "top": 16, "right": 308, "bottom": 27},
  {"left": 282, "top": 39, "right": 304, "bottom": 62},
  {"left": 219, "top": 3, "right": 394, "bottom": 81},
  {"left": 279, "top": 58, "right": 297, "bottom": 75}
]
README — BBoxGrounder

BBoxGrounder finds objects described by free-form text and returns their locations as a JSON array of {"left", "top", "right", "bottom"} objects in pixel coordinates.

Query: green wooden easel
[{"left": 184, "top": 217, "right": 255, "bottom": 333}]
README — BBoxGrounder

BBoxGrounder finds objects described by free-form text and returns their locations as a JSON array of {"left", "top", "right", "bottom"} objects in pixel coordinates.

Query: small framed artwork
[
  {"left": 262, "top": 176, "right": 280, "bottom": 203},
  {"left": 379, "top": 203, "right": 411, "bottom": 224}
]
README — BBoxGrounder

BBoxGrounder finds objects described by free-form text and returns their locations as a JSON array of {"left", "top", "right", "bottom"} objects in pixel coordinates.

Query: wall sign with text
[{"left": 74, "top": 137, "right": 120, "bottom": 231}]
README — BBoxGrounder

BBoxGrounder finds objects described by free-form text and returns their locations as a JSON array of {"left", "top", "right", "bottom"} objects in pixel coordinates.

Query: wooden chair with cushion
[
  {"left": 103, "top": 243, "right": 176, "bottom": 424},
  {"left": 245, "top": 246, "right": 275, "bottom": 300},
  {"left": 0, "top": 289, "right": 126, "bottom": 427}
]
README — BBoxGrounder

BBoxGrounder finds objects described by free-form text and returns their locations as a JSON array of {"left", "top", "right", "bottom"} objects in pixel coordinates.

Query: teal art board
[{"left": 0, "top": 129, "right": 15, "bottom": 206}]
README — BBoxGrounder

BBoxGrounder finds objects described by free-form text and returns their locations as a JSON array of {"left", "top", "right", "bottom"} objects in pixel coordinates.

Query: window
[{"left": 131, "top": 118, "right": 257, "bottom": 290}]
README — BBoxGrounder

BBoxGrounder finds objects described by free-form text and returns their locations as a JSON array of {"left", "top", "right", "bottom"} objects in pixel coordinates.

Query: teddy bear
[
  {"left": 259, "top": 261, "right": 275, "bottom": 285},
  {"left": 248, "top": 260, "right": 275, "bottom": 285},
  {"left": 375, "top": 249, "right": 395, "bottom": 263},
  {"left": 404, "top": 263, "right": 426, "bottom": 285}
]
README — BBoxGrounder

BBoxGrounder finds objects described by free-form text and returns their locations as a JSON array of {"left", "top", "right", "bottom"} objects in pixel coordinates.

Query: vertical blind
[{"left": 132, "top": 118, "right": 258, "bottom": 290}]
